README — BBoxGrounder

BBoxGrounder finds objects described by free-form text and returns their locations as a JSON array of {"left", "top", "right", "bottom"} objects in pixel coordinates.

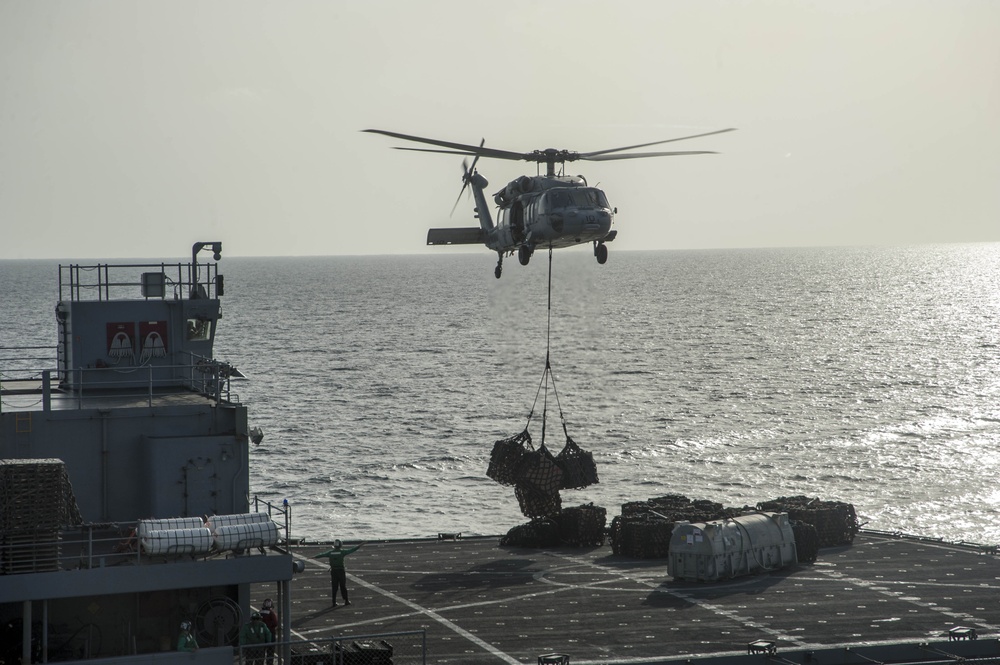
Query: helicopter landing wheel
[
  {"left": 518, "top": 244, "right": 532, "bottom": 266},
  {"left": 495, "top": 264, "right": 502, "bottom": 279},
  {"left": 595, "top": 242, "right": 609, "bottom": 264}
]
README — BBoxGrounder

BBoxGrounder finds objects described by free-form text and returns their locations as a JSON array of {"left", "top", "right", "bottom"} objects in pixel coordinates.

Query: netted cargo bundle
[
  {"left": 620, "top": 500, "right": 655, "bottom": 518},
  {"left": 514, "top": 483, "right": 562, "bottom": 519},
  {"left": 610, "top": 514, "right": 674, "bottom": 558},
  {"left": 515, "top": 444, "right": 563, "bottom": 495},
  {"left": 555, "top": 437, "right": 599, "bottom": 490},
  {"left": 646, "top": 494, "right": 692, "bottom": 512},
  {"left": 632, "top": 494, "right": 732, "bottom": 524},
  {"left": 690, "top": 499, "right": 725, "bottom": 515},
  {"left": 556, "top": 504, "right": 607, "bottom": 547},
  {"left": 792, "top": 520, "right": 820, "bottom": 563},
  {"left": 486, "top": 430, "right": 532, "bottom": 486},
  {"left": 500, "top": 518, "right": 561, "bottom": 547},
  {"left": 0, "top": 458, "right": 83, "bottom": 532},
  {"left": 758, "top": 495, "right": 859, "bottom": 546}
]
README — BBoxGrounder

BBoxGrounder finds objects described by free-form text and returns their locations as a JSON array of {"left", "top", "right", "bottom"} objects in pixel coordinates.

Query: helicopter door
[{"left": 511, "top": 201, "right": 525, "bottom": 244}]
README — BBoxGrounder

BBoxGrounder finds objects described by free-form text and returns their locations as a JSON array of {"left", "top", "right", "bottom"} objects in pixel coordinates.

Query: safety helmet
[
  {"left": 251, "top": 611, "right": 261, "bottom": 620},
  {"left": 180, "top": 621, "right": 191, "bottom": 631},
  {"left": 334, "top": 539, "right": 342, "bottom": 548},
  {"left": 263, "top": 599, "right": 273, "bottom": 608}
]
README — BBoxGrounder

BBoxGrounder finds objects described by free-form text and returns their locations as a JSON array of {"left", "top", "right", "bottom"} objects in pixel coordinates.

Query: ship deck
[{"left": 264, "top": 531, "right": 1000, "bottom": 665}]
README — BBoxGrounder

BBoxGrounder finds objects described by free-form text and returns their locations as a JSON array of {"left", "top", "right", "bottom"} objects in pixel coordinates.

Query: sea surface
[{"left": 3, "top": 244, "right": 1000, "bottom": 543}]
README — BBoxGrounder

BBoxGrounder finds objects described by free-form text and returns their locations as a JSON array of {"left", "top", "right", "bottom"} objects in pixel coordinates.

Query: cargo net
[
  {"left": 757, "top": 495, "right": 860, "bottom": 546},
  {"left": 485, "top": 364, "right": 601, "bottom": 530},
  {"left": 487, "top": 428, "right": 601, "bottom": 529},
  {"left": 556, "top": 437, "right": 599, "bottom": 490},
  {"left": 501, "top": 504, "right": 607, "bottom": 548}
]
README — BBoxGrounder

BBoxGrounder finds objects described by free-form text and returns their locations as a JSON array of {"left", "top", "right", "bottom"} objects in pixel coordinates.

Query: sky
[{"left": 1, "top": 0, "right": 998, "bottom": 260}]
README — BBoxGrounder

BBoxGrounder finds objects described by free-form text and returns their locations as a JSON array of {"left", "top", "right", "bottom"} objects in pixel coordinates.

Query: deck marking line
[
  {"left": 547, "top": 551, "right": 811, "bottom": 648},
  {"left": 300, "top": 584, "right": 587, "bottom": 635},
  {"left": 813, "top": 568, "right": 1000, "bottom": 634},
  {"left": 301, "top": 553, "right": 522, "bottom": 665}
]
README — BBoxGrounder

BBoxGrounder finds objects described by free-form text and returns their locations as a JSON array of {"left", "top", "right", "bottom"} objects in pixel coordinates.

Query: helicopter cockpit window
[
  {"left": 186, "top": 318, "right": 211, "bottom": 341},
  {"left": 587, "top": 188, "right": 610, "bottom": 208},
  {"left": 548, "top": 191, "right": 572, "bottom": 208},
  {"left": 547, "top": 189, "right": 609, "bottom": 209}
]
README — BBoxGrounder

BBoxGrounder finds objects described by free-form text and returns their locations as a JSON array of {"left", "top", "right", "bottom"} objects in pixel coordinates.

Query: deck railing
[
  {"left": 58, "top": 260, "right": 221, "bottom": 302},
  {"left": 0, "top": 355, "right": 240, "bottom": 413},
  {"left": 0, "top": 512, "right": 287, "bottom": 576}
]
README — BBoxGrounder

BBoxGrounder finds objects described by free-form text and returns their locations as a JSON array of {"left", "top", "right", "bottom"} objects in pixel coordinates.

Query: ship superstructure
[{"left": 1, "top": 243, "right": 292, "bottom": 664}]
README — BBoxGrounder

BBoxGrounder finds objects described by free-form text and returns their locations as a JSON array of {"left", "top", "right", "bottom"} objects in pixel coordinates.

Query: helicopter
[{"left": 364, "top": 127, "right": 736, "bottom": 278}]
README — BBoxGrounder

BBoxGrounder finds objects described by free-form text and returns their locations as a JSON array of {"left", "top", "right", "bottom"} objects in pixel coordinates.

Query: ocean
[{"left": 3, "top": 244, "right": 1000, "bottom": 543}]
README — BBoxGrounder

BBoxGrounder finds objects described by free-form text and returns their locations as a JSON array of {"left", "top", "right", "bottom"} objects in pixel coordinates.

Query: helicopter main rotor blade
[
  {"left": 580, "top": 128, "right": 737, "bottom": 158},
  {"left": 394, "top": 147, "right": 479, "bottom": 156},
  {"left": 583, "top": 150, "right": 718, "bottom": 161},
  {"left": 363, "top": 129, "right": 526, "bottom": 162}
]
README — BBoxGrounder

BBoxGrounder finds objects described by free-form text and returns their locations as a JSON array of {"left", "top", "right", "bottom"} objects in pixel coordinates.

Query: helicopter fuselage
[
  {"left": 426, "top": 171, "right": 617, "bottom": 277},
  {"left": 486, "top": 175, "right": 614, "bottom": 251}
]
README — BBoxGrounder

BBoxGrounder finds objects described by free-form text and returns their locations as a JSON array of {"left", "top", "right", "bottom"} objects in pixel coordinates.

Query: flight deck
[{"left": 260, "top": 532, "right": 1000, "bottom": 665}]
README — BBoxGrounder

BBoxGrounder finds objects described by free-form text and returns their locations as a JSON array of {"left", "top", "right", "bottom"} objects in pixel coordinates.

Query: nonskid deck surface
[{"left": 265, "top": 533, "right": 1000, "bottom": 665}]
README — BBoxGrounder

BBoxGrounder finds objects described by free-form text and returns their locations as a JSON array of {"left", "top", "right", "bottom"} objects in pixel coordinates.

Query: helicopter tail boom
[{"left": 427, "top": 227, "right": 485, "bottom": 245}]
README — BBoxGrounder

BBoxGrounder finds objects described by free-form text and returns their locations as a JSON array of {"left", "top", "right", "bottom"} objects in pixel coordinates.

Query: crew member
[
  {"left": 315, "top": 540, "right": 364, "bottom": 606},
  {"left": 177, "top": 621, "right": 198, "bottom": 652}
]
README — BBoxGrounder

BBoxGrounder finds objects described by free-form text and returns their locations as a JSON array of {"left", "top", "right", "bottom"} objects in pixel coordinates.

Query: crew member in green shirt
[
  {"left": 239, "top": 612, "right": 272, "bottom": 665},
  {"left": 177, "top": 621, "right": 198, "bottom": 652},
  {"left": 315, "top": 539, "right": 364, "bottom": 606}
]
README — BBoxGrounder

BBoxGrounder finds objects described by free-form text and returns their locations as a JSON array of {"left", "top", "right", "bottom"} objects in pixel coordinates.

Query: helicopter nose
[{"left": 580, "top": 209, "right": 612, "bottom": 234}]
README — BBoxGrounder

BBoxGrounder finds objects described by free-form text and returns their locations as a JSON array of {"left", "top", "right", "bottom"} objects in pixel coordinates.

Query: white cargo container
[
  {"left": 206, "top": 511, "right": 272, "bottom": 532},
  {"left": 668, "top": 512, "right": 797, "bottom": 582},
  {"left": 140, "top": 527, "right": 214, "bottom": 556},
  {"left": 137, "top": 516, "right": 204, "bottom": 539},
  {"left": 213, "top": 521, "right": 279, "bottom": 551}
]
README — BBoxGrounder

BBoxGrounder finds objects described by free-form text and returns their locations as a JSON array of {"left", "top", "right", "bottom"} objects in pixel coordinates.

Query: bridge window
[{"left": 186, "top": 318, "right": 211, "bottom": 341}]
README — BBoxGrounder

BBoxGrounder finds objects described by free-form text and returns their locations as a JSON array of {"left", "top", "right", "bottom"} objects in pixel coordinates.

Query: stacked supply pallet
[
  {"left": 556, "top": 504, "right": 607, "bottom": 547},
  {"left": 0, "top": 458, "right": 83, "bottom": 573},
  {"left": 610, "top": 493, "right": 736, "bottom": 558},
  {"left": 757, "top": 495, "right": 860, "bottom": 546}
]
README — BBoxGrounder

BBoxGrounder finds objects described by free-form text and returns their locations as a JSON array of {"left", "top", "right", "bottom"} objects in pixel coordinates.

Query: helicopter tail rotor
[{"left": 450, "top": 139, "right": 484, "bottom": 217}]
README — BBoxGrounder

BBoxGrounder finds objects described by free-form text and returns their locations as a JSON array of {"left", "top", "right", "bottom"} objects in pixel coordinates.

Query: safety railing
[
  {"left": 58, "top": 260, "right": 221, "bottom": 302},
  {"left": 0, "top": 356, "right": 240, "bottom": 413},
  {"left": 0, "top": 514, "right": 286, "bottom": 577},
  {"left": 253, "top": 496, "right": 293, "bottom": 546}
]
